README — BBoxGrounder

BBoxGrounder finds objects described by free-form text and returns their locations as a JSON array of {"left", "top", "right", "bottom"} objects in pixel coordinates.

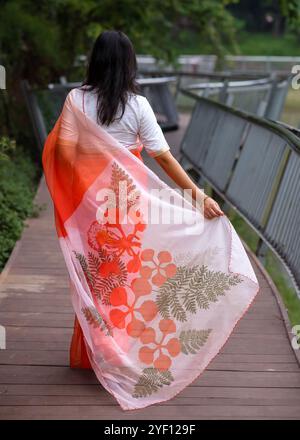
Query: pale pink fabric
[{"left": 42, "top": 92, "right": 260, "bottom": 410}]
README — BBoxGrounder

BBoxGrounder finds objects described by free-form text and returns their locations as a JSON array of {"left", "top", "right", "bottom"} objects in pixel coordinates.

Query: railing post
[
  {"left": 265, "top": 74, "right": 291, "bottom": 120},
  {"left": 218, "top": 79, "right": 229, "bottom": 104},
  {"left": 174, "top": 73, "right": 182, "bottom": 102},
  {"left": 20, "top": 80, "right": 48, "bottom": 151},
  {"left": 256, "top": 238, "right": 269, "bottom": 264}
]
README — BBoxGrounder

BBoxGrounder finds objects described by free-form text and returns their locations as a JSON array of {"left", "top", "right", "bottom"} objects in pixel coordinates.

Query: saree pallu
[
  {"left": 42, "top": 91, "right": 260, "bottom": 410},
  {"left": 69, "top": 145, "right": 144, "bottom": 371}
]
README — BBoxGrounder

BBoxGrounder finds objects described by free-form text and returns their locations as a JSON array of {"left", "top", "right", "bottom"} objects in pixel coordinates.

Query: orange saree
[
  {"left": 42, "top": 91, "right": 260, "bottom": 410},
  {"left": 69, "top": 146, "right": 144, "bottom": 371}
]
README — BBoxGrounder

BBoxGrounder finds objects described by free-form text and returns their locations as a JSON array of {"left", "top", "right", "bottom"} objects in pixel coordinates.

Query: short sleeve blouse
[{"left": 70, "top": 87, "right": 170, "bottom": 158}]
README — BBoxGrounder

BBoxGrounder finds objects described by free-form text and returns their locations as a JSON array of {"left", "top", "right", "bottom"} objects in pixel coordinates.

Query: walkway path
[{"left": 0, "top": 113, "right": 300, "bottom": 419}]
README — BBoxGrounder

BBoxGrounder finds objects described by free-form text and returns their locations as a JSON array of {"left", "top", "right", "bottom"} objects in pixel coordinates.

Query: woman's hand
[
  {"left": 154, "top": 151, "right": 224, "bottom": 220},
  {"left": 203, "top": 196, "right": 224, "bottom": 219}
]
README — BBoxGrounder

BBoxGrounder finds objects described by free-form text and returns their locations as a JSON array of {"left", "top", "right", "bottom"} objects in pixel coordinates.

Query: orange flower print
[
  {"left": 98, "top": 260, "right": 122, "bottom": 278},
  {"left": 140, "top": 249, "right": 177, "bottom": 286},
  {"left": 138, "top": 319, "right": 181, "bottom": 371},
  {"left": 109, "top": 281, "right": 158, "bottom": 335},
  {"left": 87, "top": 220, "right": 144, "bottom": 273}
]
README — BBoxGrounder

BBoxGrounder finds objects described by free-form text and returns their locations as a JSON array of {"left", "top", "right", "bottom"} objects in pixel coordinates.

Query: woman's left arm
[{"left": 154, "top": 150, "right": 224, "bottom": 219}]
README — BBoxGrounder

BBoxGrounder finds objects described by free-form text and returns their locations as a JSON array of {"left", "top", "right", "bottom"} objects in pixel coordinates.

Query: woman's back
[{"left": 70, "top": 87, "right": 170, "bottom": 158}]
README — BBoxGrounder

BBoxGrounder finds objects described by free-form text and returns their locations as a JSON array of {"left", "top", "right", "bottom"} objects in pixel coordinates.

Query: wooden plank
[
  {"left": 193, "top": 370, "right": 300, "bottom": 388},
  {"left": 1, "top": 365, "right": 300, "bottom": 388},
  {"left": 214, "top": 353, "right": 297, "bottom": 363},
  {"left": 221, "top": 343, "right": 293, "bottom": 355},
  {"left": 0, "top": 312, "right": 74, "bottom": 327},
  {"left": 4, "top": 326, "right": 73, "bottom": 340},
  {"left": 1, "top": 349, "right": 296, "bottom": 366},
  {"left": 0, "top": 404, "right": 300, "bottom": 420},
  {"left": 3, "top": 302, "right": 280, "bottom": 318},
  {"left": 0, "top": 288, "right": 70, "bottom": 297},
  {"left": 11, "top": 321, "right": 286, "bottom": 336},
  {"left": 5, "top": 341, "right": 69, "bottom": 351},
  {"left": 0, "top": 365, "right": 98, "bottom": 385},
  {"left": 1, "top": 384, "right": 300, "bottom": 400},
  {"left": 0, "top": 299, "right": 72, "bottom": 312},
  {"left": 1, "top": 394, "right": 300, "bottom": 407},
  {"left": 0, "top": 350, "right": 68, "bottom": 366},
  {"left": 1, "top": 350, "right": 297, "bottom": 372},
  {"left": 207, "top": 362, "right": 299, "bottom": 372},
  {"left": 0, "top": 303, "right": 72, "bottom": 313}
]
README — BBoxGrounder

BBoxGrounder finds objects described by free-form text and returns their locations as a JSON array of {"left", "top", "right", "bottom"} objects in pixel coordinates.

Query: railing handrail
[
  {"left": 139, "top": 69, "right": 276, "bottom": 80},
  {"left": 180, "top": 87, "right": 300, "bottom": 152},
  {"left": 225, "top": 55, "right": 300, "bottom": 62},
  {"left": 47, "top": 77, "right": 178, "bottom": 91},
  {"left": 138, "top": 54, "right": 300, "bottom": 63},
  {"left": 184, "top": 77, "right": 273, "bottom": 90}
]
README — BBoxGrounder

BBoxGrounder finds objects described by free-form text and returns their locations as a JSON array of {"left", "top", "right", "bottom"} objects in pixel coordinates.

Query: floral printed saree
[{"left": 42, "top": 91, "right": 260, "bottom": 411}]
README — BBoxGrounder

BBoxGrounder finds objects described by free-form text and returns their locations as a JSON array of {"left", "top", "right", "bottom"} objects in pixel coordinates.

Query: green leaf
[
  {"left": 74, "top": 251, "right": 94, "bottom": 286},
  {"left": 81, "top": 306, "right": 112, "bottom": 336},
  {"left": 156, "top": 264, "right": 243, "bottom": 321},
  {"left": 110, "top": 161, "right": 140, "bottom": 211},
  {"left": 132, "top": 368, "right": 174, "bottom": 398},
  {"left": 179, "top": 329, "right": 212, "bottom": 355}
]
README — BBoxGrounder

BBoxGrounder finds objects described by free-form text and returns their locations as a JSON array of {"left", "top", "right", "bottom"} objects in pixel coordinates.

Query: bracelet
[{"left": 203, "top": 195, "right": 209, "bottom": 203}]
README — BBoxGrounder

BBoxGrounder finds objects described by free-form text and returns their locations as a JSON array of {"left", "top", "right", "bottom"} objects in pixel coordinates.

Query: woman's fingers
[
  {"left": 205, "top": 208, "right": 214, "bottom": 219},
  {"left": 203, "top": 198, "right": 224, "bottom": 219},
  {"left": 212, "top": 205, "right": 224, "bottom": 216}
]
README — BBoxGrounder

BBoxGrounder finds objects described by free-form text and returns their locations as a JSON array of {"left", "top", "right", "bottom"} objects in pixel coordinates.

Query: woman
[{"left": 42, "top": 30, "right": 259, "bottom": 411}]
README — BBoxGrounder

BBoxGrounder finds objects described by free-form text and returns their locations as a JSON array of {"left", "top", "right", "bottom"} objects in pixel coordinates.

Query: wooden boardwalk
[{"left": 0, "top": 113, "right": 300, "bottom": 419}]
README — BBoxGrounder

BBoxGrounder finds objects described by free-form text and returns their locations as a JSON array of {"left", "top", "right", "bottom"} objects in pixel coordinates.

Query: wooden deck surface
[{"left": 0, "top": 113, "right": 300, "bottom": 419}]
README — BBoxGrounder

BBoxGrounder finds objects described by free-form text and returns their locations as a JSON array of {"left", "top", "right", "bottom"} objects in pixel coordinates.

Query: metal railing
[
  {"left": 21, "top": 76, "right": 179, "bottom": 151},
  {"left": 181, "top": 75, "right": 290, "bottom": 119},
  {"left": 224, "top": 55, "right": 300, "bottom": 74},
  {"left": 179, "top": 89, "right": 300, "bottom": 297},
  {"left": 137, "top": 54, "right": 217, "bottom": 74},
  {"left": 139, "top": 69, "right": 290, "bottom": 119},
  {"left": 137, "top": 53, "right": 300, "bottom": 74}
]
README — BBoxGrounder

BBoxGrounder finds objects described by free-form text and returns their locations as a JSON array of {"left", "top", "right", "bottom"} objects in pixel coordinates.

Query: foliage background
[{"left": 0, "top": 0, "right": 300, "bottom": 327}]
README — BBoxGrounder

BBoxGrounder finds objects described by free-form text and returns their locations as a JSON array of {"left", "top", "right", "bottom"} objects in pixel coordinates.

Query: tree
[
  {"left": 0, "top": 0, "right": 239, "bottom": 142},
  {"left": 280, "top": 0, "right": 300, "bottom": 39},
  {"left": 0, "top": 0, "right": 239, "bottom": 86}
]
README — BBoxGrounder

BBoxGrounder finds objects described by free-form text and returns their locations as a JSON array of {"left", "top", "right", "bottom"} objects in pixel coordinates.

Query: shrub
[{"left": 0, "top": 137, "right": 41, "bottom": 269}]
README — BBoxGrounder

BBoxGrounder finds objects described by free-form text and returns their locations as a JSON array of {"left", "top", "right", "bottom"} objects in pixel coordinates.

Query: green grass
[
  {"left": 227, "top": 207, "right": 300, "bottom": 328},
  {"left": 174, "top": 30, "right": 300, "bottom": 57},
  {"left": 265, "top": 252, "right": 300, "bottom": 327},
  {"left": 281, "top": 89, "right": 300, "bottom": 128},
  {"left": 236, "top": 32, "right": 300, "bottom": 57},
  {"left": 226, "top": 207, "right": 259, "bottom": 253}
]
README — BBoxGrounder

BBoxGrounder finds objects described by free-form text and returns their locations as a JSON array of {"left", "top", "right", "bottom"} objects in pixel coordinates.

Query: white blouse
[{"left": 70, "top": 87, "right": 170, "bottom": 158}]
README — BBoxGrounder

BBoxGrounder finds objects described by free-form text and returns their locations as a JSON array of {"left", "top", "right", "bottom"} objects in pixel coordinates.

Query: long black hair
[{"left": 81, "top": 30, "right": 140, "bottom": 126}]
